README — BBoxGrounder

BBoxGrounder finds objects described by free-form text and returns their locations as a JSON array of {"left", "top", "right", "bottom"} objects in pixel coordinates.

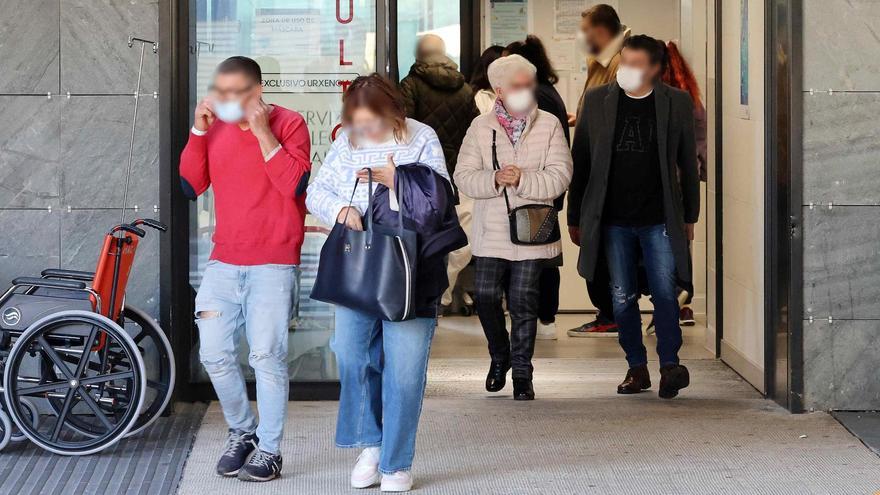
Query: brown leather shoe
[{"left": 617, "top": 365, "right": 651, "bottom": 394}]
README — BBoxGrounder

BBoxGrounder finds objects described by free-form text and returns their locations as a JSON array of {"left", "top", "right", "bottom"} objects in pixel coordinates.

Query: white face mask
[
  {"left": 504, "top": 89, "right": 534, "bottom": 115},
  {"left": 213, "top": 100, "right": 245, "bottom": 123},
  {"left": 616, "top": 65, "right": 646, "bottom": 93}
]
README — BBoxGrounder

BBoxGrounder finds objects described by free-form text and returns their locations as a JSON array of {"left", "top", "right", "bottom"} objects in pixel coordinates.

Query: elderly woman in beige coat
[{"left": 454, "top": 54, "right": 573, "bottom": 401}]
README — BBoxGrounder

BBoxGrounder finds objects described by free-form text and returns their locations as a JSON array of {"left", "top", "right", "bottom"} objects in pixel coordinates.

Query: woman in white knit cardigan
[{"left": 453, "top": 54, "right": 573, "bottom": 401}]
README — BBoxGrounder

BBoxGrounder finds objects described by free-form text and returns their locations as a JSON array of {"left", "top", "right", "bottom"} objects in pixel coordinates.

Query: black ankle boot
[
  {"left": 513, "top": 378, "right": 534, "bottom": 400},
  {"left": 659, "top": 364, "right": 690, "bottom": 399},
  {"left": 485, "top": 360, "right": 511, "bottom": 392}
]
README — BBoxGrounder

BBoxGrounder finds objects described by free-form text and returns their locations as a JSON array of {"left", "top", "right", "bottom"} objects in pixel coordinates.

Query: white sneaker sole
[
  {"left": 352, "top": 472, "right": 381, "bottom": 489},
  {"left": 381, "top": 482, "right": 413, "bottom": 492}
]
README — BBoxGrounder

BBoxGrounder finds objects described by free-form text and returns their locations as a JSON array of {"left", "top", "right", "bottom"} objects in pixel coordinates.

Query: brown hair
[
  {"left": 582, "top": 4, "right": 622, "bottom": 35},
  {"left": 342, "top": 74, "right": 407, "bottom": 143}
]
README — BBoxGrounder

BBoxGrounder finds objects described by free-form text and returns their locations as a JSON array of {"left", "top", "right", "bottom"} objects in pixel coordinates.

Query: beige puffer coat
[{"left": 454, "top": 107, "right": 573, "bottom": 261}]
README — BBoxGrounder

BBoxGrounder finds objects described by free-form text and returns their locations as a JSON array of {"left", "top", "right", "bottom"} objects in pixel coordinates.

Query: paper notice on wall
[
  {"left": 548, "top": 39, "right": 576, "bottom": 71},
  {"left": 490, "top": 0, "right": 528, "bottom": 46},
  {"left": 554, "top": 0, "right": 619, "bottom": 38}
]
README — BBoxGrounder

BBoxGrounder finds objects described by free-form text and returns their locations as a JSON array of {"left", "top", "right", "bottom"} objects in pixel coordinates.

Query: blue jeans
[
  {"left": 603, "top": 224, "right": 682, "bottom": 368},
  {"left": 194, "top": 260, "right": 296, "bottom": 455},
  {"left": 331, "top": 306, "right": 436, "bottom": 474}
]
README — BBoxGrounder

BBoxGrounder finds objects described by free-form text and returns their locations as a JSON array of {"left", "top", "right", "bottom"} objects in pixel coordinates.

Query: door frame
[{"left": 763, "top": 0, "right": 804, "bottom": 412}]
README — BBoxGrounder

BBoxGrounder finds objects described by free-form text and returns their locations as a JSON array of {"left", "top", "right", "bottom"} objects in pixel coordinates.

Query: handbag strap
[
  {"left": 491, "top": 130, "right": 512, "bottom": 214},
  {"left": 341, "top": 167, "right": 407, "bottom": 239}
]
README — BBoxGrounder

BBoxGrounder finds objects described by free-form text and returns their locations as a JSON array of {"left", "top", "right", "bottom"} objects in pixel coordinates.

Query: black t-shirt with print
[{"left": 603, "top": 91, "right": 665, "bottom": 226}]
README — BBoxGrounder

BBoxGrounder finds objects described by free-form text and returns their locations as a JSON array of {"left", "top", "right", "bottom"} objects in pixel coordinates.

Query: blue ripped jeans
[
  {"left": 603, "top": 224, "right": 682, "bottom": 368},
  {"left": 331, "top": 306, "right": 436, "bottom": 474},
  {"left": 194, "top": 260, "right": 296, "bottom": 455}
]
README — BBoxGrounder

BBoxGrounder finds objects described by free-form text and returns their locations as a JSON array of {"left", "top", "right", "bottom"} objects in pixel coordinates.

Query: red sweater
[{"left": 179, "top": 106, "right": 311, "bottom": 265}]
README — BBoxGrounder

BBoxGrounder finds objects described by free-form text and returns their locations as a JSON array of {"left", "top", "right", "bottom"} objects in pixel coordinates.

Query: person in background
[
  {"left": 471, "top": 45, "right": 505, "bottom": 114},
  {"left": 180, "top": 56, "right": 311, "bottom": 482},
  {"left": 504, "top": 35, "right": 569, "bottom": 341},
  {"left": 569, "top": 35, "right": 700, "bottom": 399},
  {"left": 455, "top": 55, "right": 573, "bottom": 401},
  {"left": 655, "top": 39, "right": 708, "bottom": 329},
  {"left": 439, "top": 44, "right": 504, "bottom": 315},
  {"left": 306, "top": 74, "right": 450, "bottom": 492},
  {"left": 567, "top": 3, "right": 631, "bottom": 338},
  {"left": 400, "top": 34, "right": 477, "bottom": 185}
]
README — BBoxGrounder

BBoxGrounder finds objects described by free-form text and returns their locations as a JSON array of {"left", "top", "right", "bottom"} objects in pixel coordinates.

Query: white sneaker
[
  {"left": 536, "top": 321, "right": 558, "bottom": 340},
  {"left": 381, "top": 471, "right": 414, "bottom": 492},
  {"left": 351, "top": 447, "right": 381, "bottom": 488}
]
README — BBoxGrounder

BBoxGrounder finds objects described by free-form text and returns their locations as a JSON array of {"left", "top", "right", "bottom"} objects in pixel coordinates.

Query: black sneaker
[
  {"left": 216, "top": 430, "right": 258, "bottom": 477},
  {"left": 238, "top": 449, "right": 283, "bottom": 482}
]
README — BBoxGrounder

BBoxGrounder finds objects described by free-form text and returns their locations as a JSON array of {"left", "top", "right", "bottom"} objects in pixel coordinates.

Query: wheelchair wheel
[
  {"left": 0, "top": 409, "right": 11, "bottom": 451},
  {"left": 9, "top": 397, "right": 39, "bottom": 443},
  {"left": 120, "top": 306, "right": 175, "bottom": 437},
  {"left": 3, "top": 310, "right": 146, "bottom": 455}
]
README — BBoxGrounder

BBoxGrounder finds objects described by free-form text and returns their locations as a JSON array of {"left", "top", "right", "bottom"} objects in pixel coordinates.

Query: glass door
[
  {"left": 188, "top": 0, "right": 379, "bottom": 388},
  {"left": 395, "top": 0, "right": 462, "bottom": 80}
]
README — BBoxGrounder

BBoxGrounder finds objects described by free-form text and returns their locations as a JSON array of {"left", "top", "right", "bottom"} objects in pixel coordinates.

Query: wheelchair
[{"left": 0, "top": 218, "right": 175, "bottom": 455}]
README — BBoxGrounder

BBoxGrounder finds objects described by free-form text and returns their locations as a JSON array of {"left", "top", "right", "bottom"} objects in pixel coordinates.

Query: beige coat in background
[{"left": 454, "top": 107, "right": 573, "bottom": 262}]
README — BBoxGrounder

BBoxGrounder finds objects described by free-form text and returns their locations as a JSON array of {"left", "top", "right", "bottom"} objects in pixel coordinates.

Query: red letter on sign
[
  {"left": 337, "top": 0, "right": 353, "bottom": 24},
  {"left": 339, "top": 40, "right": 352, "bottom": 66}
]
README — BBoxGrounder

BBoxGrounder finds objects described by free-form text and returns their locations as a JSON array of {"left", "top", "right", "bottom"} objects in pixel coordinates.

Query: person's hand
[
  {"left": 685, "top": 223, "right": 695, "bottom": 241},
  {"left": 568, "top": 226, "right": 581, "bottom": 246},
  {"left": 194, "top": 97, "right": 215, "bottom": 132},
  {"left": 496, "top": 164, "right": 521, "bottom": 187},
  {"left": 567, "top": 112, "right": 577, "bottom": 127},
  {"left": 337, "top": 207, "right": 363, "bottom": 231},
  {"left": 246, "top": 100, "right": 273, "bottom": 138},
  {"left": 357, "top": 154, "right": 396, "bottom": 190}
]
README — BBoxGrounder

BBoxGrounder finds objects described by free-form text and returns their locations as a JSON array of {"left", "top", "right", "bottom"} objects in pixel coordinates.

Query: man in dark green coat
[{"left": 400, "top": 34, "right": 478, "bottom": 195}]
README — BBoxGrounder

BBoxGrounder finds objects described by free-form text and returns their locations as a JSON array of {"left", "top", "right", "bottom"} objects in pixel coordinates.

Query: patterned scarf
[{"left": 494, "top": 98, "right": 527, "bottom": 146}]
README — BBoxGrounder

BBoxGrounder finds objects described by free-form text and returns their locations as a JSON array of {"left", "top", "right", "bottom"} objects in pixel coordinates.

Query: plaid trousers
[{"left": 473, "top": 256, "right": 543, "bottom": 379}]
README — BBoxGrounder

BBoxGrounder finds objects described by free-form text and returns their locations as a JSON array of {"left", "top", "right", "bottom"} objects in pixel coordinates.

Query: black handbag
[
  {"left": 310, "top": 170, "right": 418, "bottom": 322},
  {"left": 492, "top": 130, "right": 561, "bottom": 245}
]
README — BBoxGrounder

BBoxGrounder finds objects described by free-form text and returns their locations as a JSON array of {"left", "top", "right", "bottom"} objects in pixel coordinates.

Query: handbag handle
[
  {"left": 340, "top": 167, "right": 407, "bottom": 244},
  {"left": 491, "top": 130, "right": 512, "bottom": 214}
]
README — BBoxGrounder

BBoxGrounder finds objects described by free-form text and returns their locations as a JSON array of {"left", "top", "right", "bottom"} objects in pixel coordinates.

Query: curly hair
[{"left": 661, "top": 41, "right": 702, "bottom": 107}]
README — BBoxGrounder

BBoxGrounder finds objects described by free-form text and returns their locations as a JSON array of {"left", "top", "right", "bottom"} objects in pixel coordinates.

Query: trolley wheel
[
  {"left": 0, "top": 409, "right": 11, "bottom": 451},
  {"left": 3, "top": 310, "right": 146, "bottom": 456},
  {"left": 120, "top": 306, "right": 175, "bottom": 437},
  {"left": 9, "top": 397, "right": 39, "bottom": 443}
]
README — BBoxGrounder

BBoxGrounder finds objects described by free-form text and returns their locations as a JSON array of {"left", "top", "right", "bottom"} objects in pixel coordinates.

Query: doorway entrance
[{"left": 161, "top": 0, "right": 800, "bottom": 409}]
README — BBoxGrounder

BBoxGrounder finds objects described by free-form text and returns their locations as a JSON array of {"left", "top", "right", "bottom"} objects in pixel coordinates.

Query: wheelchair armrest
[
  {"left": 13, "top": 277, "right": 87, "bottom": 290},
  {"left": 41, "top": 268, "right": 95, "bottom": 282}
]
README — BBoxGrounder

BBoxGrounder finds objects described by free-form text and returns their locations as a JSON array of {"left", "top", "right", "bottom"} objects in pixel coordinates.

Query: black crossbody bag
[{"left": 492, "top": 130, "right": 561, "bottom": 245}]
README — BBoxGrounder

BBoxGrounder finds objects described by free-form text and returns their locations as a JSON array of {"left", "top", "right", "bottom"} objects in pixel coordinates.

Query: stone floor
[{"left": 177, "top": 324, "right": 880, "bottom": 495}]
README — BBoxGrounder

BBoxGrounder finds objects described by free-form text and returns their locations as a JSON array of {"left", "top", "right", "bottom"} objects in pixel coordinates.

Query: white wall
[{"left": 719, "top": 0, "right": 764, "bottom": 390}]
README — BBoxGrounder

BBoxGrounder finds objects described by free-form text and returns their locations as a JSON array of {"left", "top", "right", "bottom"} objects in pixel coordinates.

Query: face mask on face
[
  {"left": 504, "top": 89, "right": 534, "bottom": 115},
  {"left": 616, "top": 65, "right": 645, "bottom": 93},
  {"left": 213, "top": 100, "right": 244, "bottom": 124}
]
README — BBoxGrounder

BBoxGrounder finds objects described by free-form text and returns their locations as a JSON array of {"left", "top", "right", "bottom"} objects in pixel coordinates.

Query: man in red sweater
[{"left": 179, "top": 56, "right": 310, "bottom": 482}]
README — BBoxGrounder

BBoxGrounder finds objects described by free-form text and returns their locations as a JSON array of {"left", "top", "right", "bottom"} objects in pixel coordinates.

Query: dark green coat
[{"left": 400, "top": 56, "right": 478, "bottom": 184}]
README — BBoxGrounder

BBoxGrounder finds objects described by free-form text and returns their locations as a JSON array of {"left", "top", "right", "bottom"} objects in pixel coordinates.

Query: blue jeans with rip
[
  {"left": 331, "top": 306, "right": 436, "bottom": 474},
  {"left": 603, "top": 224, "right": 682, "bottom": 368},
  {"left": 194, "top": 260, "right": 296, "bottom": 455}
]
